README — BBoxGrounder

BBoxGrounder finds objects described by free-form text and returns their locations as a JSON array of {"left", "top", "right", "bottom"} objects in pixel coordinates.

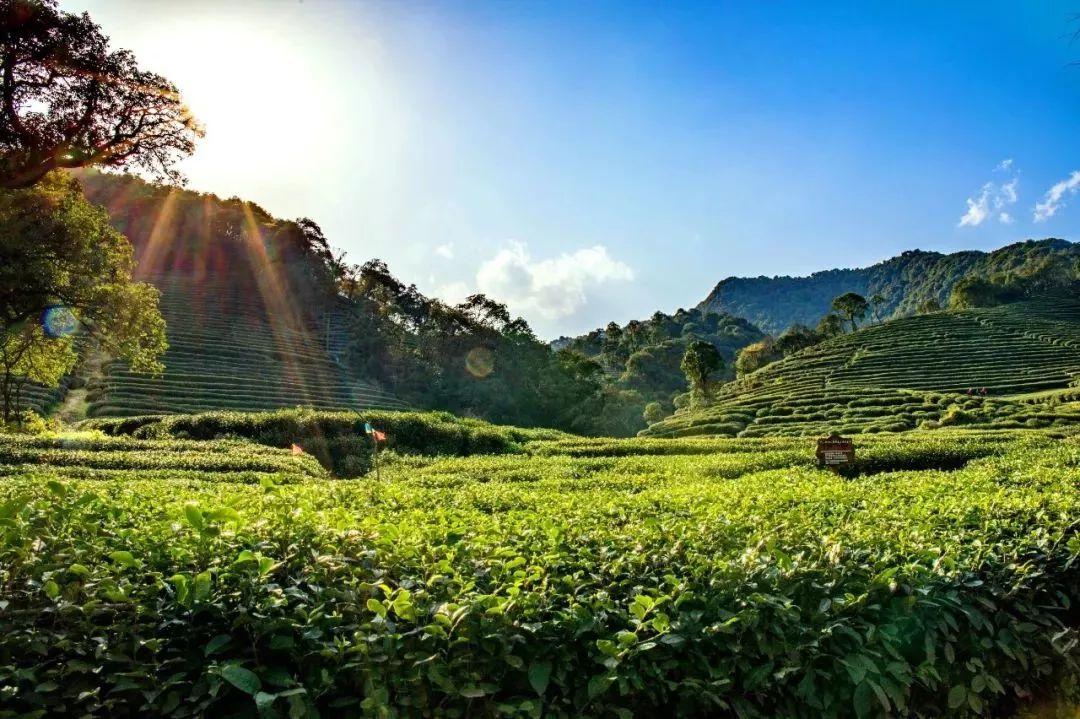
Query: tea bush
[
  {"left": 83, "top": 408, "right": 565, "bottom": 476},
  {"left": 0, "top": 429, "right": 1077, "bottom": 717}
]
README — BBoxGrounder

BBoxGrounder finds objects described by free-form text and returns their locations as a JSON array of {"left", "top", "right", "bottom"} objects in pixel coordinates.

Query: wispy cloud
[
  {"left": 1001, "top": 178, "right": 1018, "bottom": 203},
  {"left": 958, "top": 163, "right": 1020, "bottom": 228},
  {"left": 475, "top": 242, "right": 634, "bottom": 319},
  {"left": 434, "top": 243, "right": 454, "bottom": 259},
  {"left": 1033, "top": 170, "right": 1080, "bottom": 222}
]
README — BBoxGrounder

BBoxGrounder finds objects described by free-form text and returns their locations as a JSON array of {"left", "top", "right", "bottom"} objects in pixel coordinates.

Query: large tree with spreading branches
[
  {"left": 0, "top": 0, "right": 203, "bottom": 189},
  {"left": 831, "top": 292, "right": 869, "bottom": 332}
]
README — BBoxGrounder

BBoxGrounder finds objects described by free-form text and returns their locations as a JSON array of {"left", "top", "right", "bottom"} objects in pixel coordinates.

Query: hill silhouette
[
  {"left": 643, "top": 295, "right": 1080, "bottom": 438},
  {"left": 699, "top": 239, "right": 1080, "bottom": 334}
]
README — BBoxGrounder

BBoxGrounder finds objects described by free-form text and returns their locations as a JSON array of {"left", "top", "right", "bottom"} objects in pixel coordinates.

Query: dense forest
[
  {"left": 76, "top": 170, "right": 648, "bottom": 436},
  {"left": 699, "top": 239, "right": 1080, "bottom": 334},
  {"left": 559, "top": 309, "right": 764, "bottom": 414}
]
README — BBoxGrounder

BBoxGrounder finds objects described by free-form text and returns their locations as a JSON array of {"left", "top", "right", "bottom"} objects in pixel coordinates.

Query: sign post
[{"left": 816, "top": 434, "right": 855, "bottom": 471}]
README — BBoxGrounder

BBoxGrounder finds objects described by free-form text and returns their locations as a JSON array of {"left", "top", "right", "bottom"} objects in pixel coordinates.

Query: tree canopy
[
  {"left": 831, "top": 292, "right": 869, "bottom": 332},
  {"left": 0, "top": 0, "right": 202, "bottom": 188},
  {"left": 0, "top": 171, "right": 166, "bottom": 420},
  {"left": 734, "top": 337, "right": 782, "bottom": 378},
  {"left": 681, "top": 340, "right": 723, "bottom": 401}
]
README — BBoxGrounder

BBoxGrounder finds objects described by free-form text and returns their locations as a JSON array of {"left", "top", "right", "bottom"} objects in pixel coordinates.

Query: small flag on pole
[
  {"left": 290, "top": 443, "right": 304, "bottom": 455},
  {"left": 362, "top": 420, "right": 387, "bottom": 482}
]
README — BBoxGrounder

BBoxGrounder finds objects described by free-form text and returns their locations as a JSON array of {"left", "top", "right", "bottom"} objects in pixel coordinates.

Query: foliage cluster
[
  {"left": 560, "top": 307, "right": 765, "bottom": 418},
  {"left": 0, "top": 171, "right": 166, "bottom": 422},
  {"left": 0, "top": 428, "right": 1077, "bottom": 717},
  {"left": 948, "top": 255, "right": 1080, "bottom": 310},
  {"left": 0, "top": 431, "right": 329, "bottom": 483},
  {"left": 0, "top": 0, "right": 202, "bottom": 188}
]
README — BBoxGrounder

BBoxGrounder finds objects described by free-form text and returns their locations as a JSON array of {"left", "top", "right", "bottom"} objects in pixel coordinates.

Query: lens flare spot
[
  {"left": 41, "top": 306, "right": 77, "bottom": 338},
  {"left": 465, "top": 346, "right": 495, "bottom": 378}
]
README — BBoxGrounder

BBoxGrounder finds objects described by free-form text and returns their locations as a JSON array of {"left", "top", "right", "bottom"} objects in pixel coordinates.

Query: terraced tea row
[
  {"left": 0, "top": 432, "right": 328, "bottom": 484},
  {"left": 645, "top": 298, "right": 1080, "bottom": 438},
  {"left": 1, "top": 427, "right": 1077, "bottom": 716},
  {"left": 87, "top": 276, "right": 409, "bottom": 417}
]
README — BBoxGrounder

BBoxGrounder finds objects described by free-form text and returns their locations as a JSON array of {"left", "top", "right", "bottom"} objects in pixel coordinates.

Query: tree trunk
[{"left": 0, "top": 370, "right": 12, "bottom": 424}]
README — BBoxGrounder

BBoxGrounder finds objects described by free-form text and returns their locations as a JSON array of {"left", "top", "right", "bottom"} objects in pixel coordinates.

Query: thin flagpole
[{"left": 373, "top": 432, "right": 382, "bottom": 482}]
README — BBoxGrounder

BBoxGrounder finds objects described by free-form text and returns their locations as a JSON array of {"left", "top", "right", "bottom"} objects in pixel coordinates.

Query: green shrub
[
  {"left": 0, "top": 431, "right": 1077, "bottom": 716},
  {"left": 939, "top": 405, "right": 973, "bottom": 427},
  {"left": 82, "top": 408, "right": 559, "bottom": 477}
]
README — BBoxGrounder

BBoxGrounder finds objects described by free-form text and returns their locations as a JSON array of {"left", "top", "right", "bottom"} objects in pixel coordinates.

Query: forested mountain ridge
[
  {"left": 698, "top": 238, "right": 1079, "bottom": 334},
  {"left": 62, "top": 170, "right": 649, "bottom": 435}
]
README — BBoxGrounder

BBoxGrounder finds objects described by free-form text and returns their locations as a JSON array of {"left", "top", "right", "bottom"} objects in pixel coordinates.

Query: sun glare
[{"left": 140, "top": 18, "right": 342, "bottom": 198}]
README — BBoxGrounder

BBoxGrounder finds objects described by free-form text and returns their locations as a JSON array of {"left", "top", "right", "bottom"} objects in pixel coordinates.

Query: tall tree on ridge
[
  {"left": 681, "top": 340, "right": 723, "bottom": 403},
  {"left": 831, "top": 292, "right": 869, "bottom": 332}
]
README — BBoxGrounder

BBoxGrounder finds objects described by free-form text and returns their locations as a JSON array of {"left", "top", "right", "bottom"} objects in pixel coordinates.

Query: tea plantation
[
  {"left": 644, "top": 297, "right": 1080, "bottom": 439},
  {"left": 85, "top": 275, "right": 408, "bottom": 418},
  {"left": 0, "top": 412, "right": 1078, "bottom": 717}
]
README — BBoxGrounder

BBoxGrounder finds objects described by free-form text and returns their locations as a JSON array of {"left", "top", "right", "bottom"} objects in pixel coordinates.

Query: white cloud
[
  {"left": 1033, "top": 170, "right": 1080, "bottom": 222},
  {"left": 434, "top": 243, "right": 454, "bottom": 259},
  {"left": 435, "top": 281, "right": 471, "bottom": 305},
  {"left": 996, "top": 158, "right": 1014, "bottom": 171},
  {"left": 958, "top": 172, "right": 1020, "bottom": 228},
  {"left": 959, "top": 186, "right": 991, "bottom": 227},
  {"left": 475, "top": 241, "right": 634, "bottom": 319}
]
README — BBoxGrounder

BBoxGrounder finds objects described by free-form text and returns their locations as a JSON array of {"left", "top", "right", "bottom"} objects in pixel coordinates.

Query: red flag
[{"left": 373, "top": 430, "right": 387, "bottom": 443}]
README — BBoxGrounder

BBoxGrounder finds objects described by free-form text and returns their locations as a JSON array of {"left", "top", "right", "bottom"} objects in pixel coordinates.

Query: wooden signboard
[{"left": 816, "top": 434, "right": 854, "bottom": 468}]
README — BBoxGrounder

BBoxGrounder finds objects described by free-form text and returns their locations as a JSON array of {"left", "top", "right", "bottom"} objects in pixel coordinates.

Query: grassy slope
[
  {"left": 0, "top": 423, "right": 1077, "bottom": 716},
  {"left": 644, "top": 297, "right": 1080, "bottom": 438}
]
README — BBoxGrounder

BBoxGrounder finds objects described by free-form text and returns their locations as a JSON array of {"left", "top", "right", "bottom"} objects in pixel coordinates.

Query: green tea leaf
[
  {"left": 528, "top": 661, "right": 552, "bottom": 695},
  {"left": 109, "top": 550, "right": 136, "bottom": 569},
  {"left": 194, "top": 571, "right": 212, "bottom": 601},
  {"left": 221, "top": 665, "right": 262, "bottom": 695},
  {"left": 205, "top": 634, "right": 231, "bottom": 656},
  {"left": 947, "top": 685, "right": 967, "bottom": 709},
  {"left": 183, "top": 502, "right": 204, "bottom": 531},
  {"left": 366, "top": 598, "right": 387, "bottom": 617}
]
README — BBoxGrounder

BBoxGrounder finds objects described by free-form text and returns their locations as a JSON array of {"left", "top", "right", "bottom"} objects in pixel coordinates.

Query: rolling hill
[
  {"left": 698, "top": 238, "right": 1080, "bottom": 334},
  {"left": 70, "top": 171, "right": 409, "bottom": 419},
  {"left": 643, "top": 294, "right": 1080, "bottom": 438},
  {"left": 84, "top": 275, "right": 408, "bottom": 418}
]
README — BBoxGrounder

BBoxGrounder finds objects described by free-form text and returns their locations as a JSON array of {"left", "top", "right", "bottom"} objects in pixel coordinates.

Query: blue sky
[{"left": 68, "top": 1, "right": 1080, "bottom": 337}]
